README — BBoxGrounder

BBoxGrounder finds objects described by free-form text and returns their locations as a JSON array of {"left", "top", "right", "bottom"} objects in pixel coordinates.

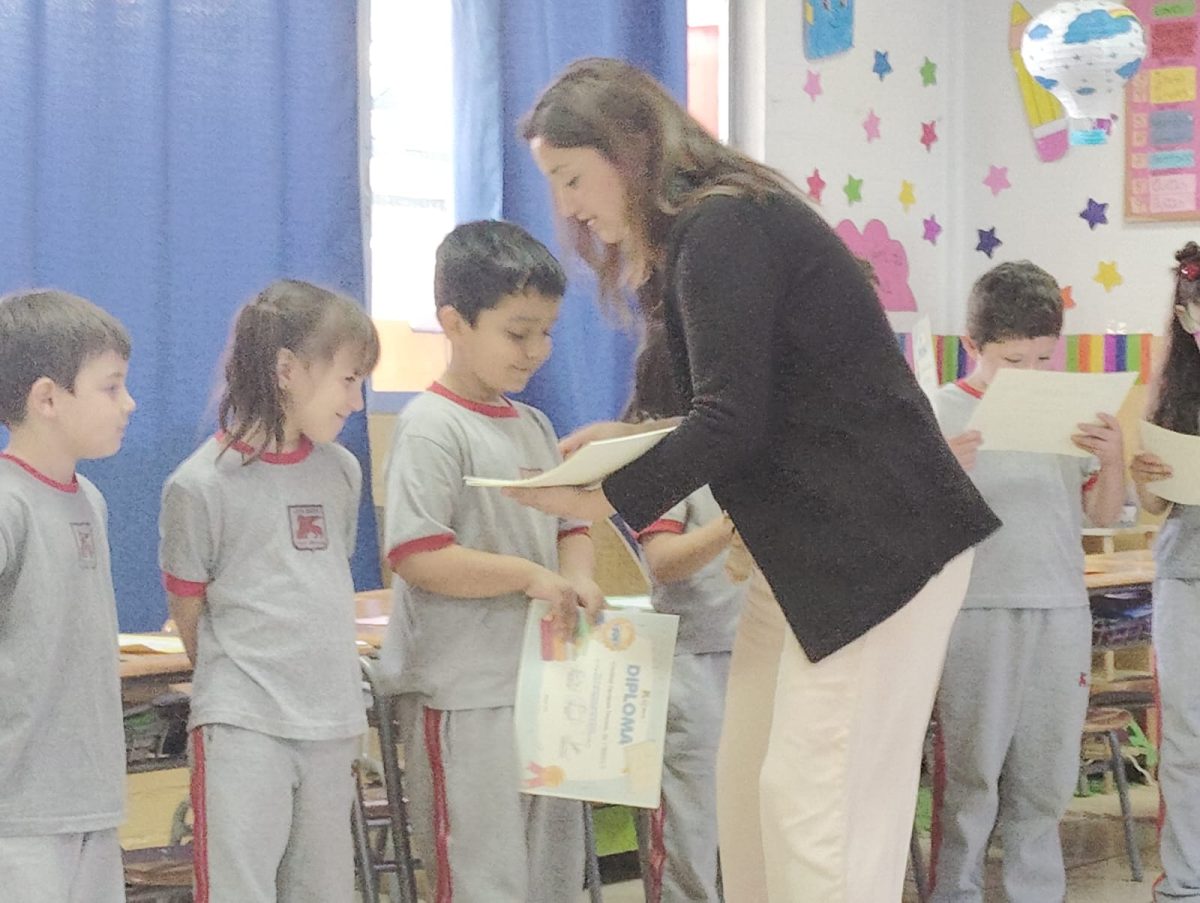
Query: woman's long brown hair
[{"left": 521, "top": 57, "right": 802, "bottom": 317}]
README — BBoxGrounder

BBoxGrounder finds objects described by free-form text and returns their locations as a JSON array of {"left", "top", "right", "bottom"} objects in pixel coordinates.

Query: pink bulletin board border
[{"left": 1126, "top": 0, "right": 1200, "bottom": 222}]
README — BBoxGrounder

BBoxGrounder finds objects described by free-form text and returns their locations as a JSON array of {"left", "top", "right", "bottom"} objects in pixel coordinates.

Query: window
[
  {"left": 365, "top": 1, "right": 727, "bottom": 398},
  {"left": 365, "top": 0, "right": 453, "bottom": 397}
]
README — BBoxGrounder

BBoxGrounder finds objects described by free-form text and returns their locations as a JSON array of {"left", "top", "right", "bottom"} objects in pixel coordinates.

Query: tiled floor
[{"left": 583, "top": 782, "right": 1162, "bottom": 903}]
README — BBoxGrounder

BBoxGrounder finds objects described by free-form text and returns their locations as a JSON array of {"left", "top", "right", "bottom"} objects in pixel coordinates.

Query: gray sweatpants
[
  {"left": 189, "top": 723, "right": 358, "bottom": 903},
  {"left": 406, "top": 704, "right": 585, "bottom": 903},
  {"left": 0, "top": 829, "right": 125, "bottom": 903},
  {"left": 1155, "top": 579, "right": 1200, "bottom": 902},
  {"left": 636, "top": 651, "right": 730, "bottom": 903},
  {"left": 930, "top": 607, "right": 1091, "bottom": 903}
]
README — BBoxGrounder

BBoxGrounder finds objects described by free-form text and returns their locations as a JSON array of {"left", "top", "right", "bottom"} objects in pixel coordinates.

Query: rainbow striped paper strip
[{"left": 897, "top": 333, "right": 1153, "bottom": 385}]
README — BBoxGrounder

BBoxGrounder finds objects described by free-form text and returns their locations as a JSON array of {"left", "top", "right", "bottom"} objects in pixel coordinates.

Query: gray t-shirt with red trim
[
  {"left": 383, "top": 384, "right": 579, "bottom": 710},
  {"left": 0, "top": 456, "right": 125, "bottom": 836},
  {"left": 159, "top": 436, "right": 367, "bottom": 740},
  {"left": 638, "top": 486, "right": 745, "bottom": 654},
  {"left": 936, "top": 381, "right": 1095, "bottom": 609}
]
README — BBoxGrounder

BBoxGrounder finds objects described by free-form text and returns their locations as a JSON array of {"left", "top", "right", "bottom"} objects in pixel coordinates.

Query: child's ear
[
  {"left": 275, "top": 348, "right": 299, "bottom": 389},
  {"left": 436, "top": 305, "right": 466, "bottom": 336},
  {"left": 962, "top": 336, "right": 982, "bottom": 362},
  {"left": 24, "top": 377, "right": 57, "bottom": 420}
]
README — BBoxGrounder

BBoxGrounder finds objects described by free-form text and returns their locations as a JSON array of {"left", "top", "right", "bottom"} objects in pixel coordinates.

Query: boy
[
  {"left": 635, "top": 486, "right": 745, "bottom": 903},
  {"left": 930, "top": 262, "right": 1126, "bottom": 902},
  {"left": 624, "top": 326, "right": 746, "bottom": 903},
  {"left": 384, "top": 220, "right": 602, "bottom": 903},
  {"left": 0, "top": 290, "right": 136, "bottom": 903}
]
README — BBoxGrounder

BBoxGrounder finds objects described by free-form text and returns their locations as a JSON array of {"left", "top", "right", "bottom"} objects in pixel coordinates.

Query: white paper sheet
[
  {"left": 514, "top": 602, "right": 678, "bottom": 807},
  {"left": 1139, "top": 421, "right": 1200, "bottom": 505},
  {"left": 911, "top": 316, "right": 939, "bottom": 406},
  {"left": 965, "top": 370, "right": 1136, "bottom": 457},
  {"left": 464, "top": 426, "right": 675, "bottom": 488},
  {"left": 118, "top": 633, "right": 186, "bottom": 655}
]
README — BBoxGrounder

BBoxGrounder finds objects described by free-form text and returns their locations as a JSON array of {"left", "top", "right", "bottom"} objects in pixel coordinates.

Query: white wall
[{"left": 731, "top": 0, "right": 1197, "bottom": 336}]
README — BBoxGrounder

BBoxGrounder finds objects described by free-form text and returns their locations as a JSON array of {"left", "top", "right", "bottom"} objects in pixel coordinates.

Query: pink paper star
[
  {"left": 806, "top": 168, "right": 826, "bottom": 203},
  {"left": 863, "top": 110, "right": 881, "bottom": 142},
  {"left": 922, "top": 214, "right": 942, "bottom": 245},
  {"left": 804, "top": 70, "right": 822, "bottom": 102},
  {"left": 983, "top": 165, "right": 1011, "bottom": 196},
  {"left": 920, "top": 121, "right": 938, "bottom": 152}
]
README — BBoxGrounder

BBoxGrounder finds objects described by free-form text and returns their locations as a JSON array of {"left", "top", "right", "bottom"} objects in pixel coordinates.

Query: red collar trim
[
  {"left": 428, "top": 382, "right": 519, "bottom": 418},
  {"left": 0, "top": 453, "right": 79, "bottom": 493},
  {"left": 216, "top": 431, "right": 313, "bottom": 464},
  {"left": 955, "top": 379, "right": 985, "bottom": 400}
]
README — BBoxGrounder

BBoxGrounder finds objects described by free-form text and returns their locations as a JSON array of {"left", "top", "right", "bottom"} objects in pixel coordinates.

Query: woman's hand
[
  {"left": 503, "top": 485, "right": 617, "bottom": 522},
  {"left": 558, "top": 421, "right": 644, "bottom": 458}
]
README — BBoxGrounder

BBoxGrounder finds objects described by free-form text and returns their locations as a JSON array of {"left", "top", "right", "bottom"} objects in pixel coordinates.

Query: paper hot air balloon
[{"left": 1020, "top": 1, "right": 1145, "bottom": 143}]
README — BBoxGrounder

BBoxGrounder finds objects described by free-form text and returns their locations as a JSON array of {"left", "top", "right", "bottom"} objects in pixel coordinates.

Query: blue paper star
[
  {"left": 976, "top": 227, "right": 1002, "bottom": 258},
  {"left": 873, "top": 51, "right": 893, "bottom": 81},
  {"left": 1080, "top": 198, "right": 1109, "bottom": 230}
]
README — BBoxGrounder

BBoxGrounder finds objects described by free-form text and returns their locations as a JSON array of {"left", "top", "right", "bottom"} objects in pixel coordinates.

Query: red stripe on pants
[
  {"left": 424, "top": 707, "right": 454, "bottom": 903},
  {"left": 190, "top": 727, "right": 210, "bottom": 903}
]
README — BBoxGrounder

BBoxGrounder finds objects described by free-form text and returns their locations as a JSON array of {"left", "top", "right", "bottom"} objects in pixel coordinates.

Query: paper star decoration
[
  {"left": 844, "top": 175, "right": 864, "bottom": 204},
  {"left": 976, "top": 227, "right": 1002, "bottom": 258},
  {"left": 899, "top": 181, "right": 916, "bottom": 212},
  {"left": 1094, "top": 261, "right": 1123, "bottom": 292},
  {"left": 863, "top": 110, "right": 881, "bottom": 142},
  {"left": 1061, "top": 285, "right": 1076, "bottom": 310},
  {"left": 920, "top": 57, "right": 937, "bottom": 86},
  {"left": 983, "top": 165, "right": 1011, "bottom": 196},
  {"left": 873, "top": 51, "right": 893, "bottom": 81},
  {"left": 923, "top": 214, "right": 942, "bottom": 245},
  {"left": 806, "top": 168, "right": 826, "bottom": 203},
  {"left": 804, "top": 70, "right": 822, "bottom": 102},
  {"left": 920, "top": 121, "right": 938, "bottom": 152},
  {"left": 1080, "top": 198, "right": 1109, "bottom": 230}
]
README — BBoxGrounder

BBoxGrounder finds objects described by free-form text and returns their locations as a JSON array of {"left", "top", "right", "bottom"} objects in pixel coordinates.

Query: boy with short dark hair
[
  {"left": 0, "top": 290, "right": 136, "bottom": 903},
  {"left": 929, "top": 261, "right": 1126, "bottom": 902},
  {"left": 384, "top": 220, "right": 600, "bottom": 902}
]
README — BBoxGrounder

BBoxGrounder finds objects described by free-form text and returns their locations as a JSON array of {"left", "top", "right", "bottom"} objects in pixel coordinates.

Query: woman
[{"left": 511, "top": 57, "right": 999, "bottom": 902}]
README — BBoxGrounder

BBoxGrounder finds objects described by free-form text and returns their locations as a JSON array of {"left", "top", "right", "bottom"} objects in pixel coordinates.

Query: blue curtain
[
  {"left": 452, "top": 0, "right": 688, "bottom": 435},
  {"left": 0, "top": 1, "right": 380, "bottom": 630}
]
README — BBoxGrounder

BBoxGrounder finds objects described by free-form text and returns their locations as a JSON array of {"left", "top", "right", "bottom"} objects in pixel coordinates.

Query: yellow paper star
[
  {"left": 898, "top": 180, "right": 916, "bottom": 212},
  {"left": 1093, "top": 261, "right": 1123, "bottom": 293}
]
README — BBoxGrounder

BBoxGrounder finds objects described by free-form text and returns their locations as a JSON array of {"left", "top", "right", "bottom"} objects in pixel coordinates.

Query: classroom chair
[
  {"left": 352, "top": 656, "right": 421, "bottom": 903},
  {"left": 1078, "top": 706, "right": 1144, "bottom": 883}
]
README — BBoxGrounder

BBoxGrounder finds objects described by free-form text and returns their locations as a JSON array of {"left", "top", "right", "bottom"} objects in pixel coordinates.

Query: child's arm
[
  {"left": 556, "top": 529, "right": 605, "bottom": 622},
  {"left": 641, "top": 513, "right": 735, "bottom": 584},
  {"left": 166, "top": 591, "right": 203, "bottom": 665},
  {"left": 1074, "top": 413, "right": 1126, "bottom": 527},
  {"left": 945, "top": 430, "right": 982, "bottom": 472},
  {"left": 1131, "top": 452, "right": 1173, "bottom": 516},
  {"left": 394, "top": 546, "right": 585, "bottom": 634}
]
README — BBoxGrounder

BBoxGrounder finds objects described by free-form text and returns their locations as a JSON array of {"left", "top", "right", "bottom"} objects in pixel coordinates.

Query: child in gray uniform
[
  {"left": 635, "top": 486, "right": 745, "bottom": 903},
  {"left": 384, "top": 220, "right": 602, "bottom": 903},
  {"left": 159, "top": 281, "right": 379, "bottom": 903},
  {"left": 623, "top": 326, "right": 745, "bottom": 902},
  {"left": 0, "top": 291, "right": 136, "bottom": 903},
  {"left": 1132, "top": 241, "right": 1200, "bottom": 902},
  {"left": 930, "top": 261, "right": 1126, "bottom": 903}
]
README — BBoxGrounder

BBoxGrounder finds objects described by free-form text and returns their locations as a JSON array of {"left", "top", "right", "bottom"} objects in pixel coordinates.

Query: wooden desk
[
  {"left": 120, "top": 652, "right": 193, "bottom": 707},
  {"left": 1085, "top": 550, "right": 1155, "bottom": 591}
]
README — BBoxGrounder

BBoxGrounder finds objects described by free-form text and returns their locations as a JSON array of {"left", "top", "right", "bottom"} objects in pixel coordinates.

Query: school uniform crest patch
[
  {"left": 70, "top": 522, "right": 97, "bottom": 568},
  {"left": 288, "top": 505, "right": 328, "bottom": 551}
]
